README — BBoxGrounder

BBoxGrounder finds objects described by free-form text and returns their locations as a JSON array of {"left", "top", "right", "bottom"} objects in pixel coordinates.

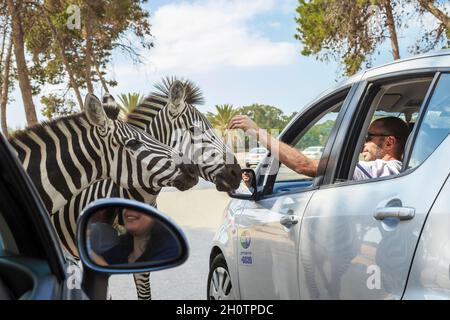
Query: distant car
[
  {"left": 208, "top": 50, "right": 450, "bottom": 300},
  {"left": 302, "top": 146, "right": 325, "bottom": 160},
  {"left": 0, "top": 132, "right": 189, "bottom": 300},
  {"left": 245, "top": 147, "right": 268, "bottom": 167}
]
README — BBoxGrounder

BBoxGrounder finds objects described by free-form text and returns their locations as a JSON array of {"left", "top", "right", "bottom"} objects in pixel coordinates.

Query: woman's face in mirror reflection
[{"left": 122, "top": 209, "right": 155, "bottom": 238}]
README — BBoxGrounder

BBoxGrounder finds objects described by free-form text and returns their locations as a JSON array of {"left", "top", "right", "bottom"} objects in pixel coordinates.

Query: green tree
[
  {"left": 6, "top": 0, "right": 38, "bottom": 125},
  {"left": 118, "top": 92, "right": 143, "bottom": 116},
  {"left": 0, "top": 11, "right": 16, "bottom": 137},
  {"left": 206, "top": 104, "right": 239, "bottom": 135},
  {"left": 22, "top": 0, "right": 152, "bottom": 111},
  {"left": 410, "top": 0, "right": 450, "bottom": 53},
  {"left": 296, "top": 119, "right": 335, "bottom": 150},
  {"left": 238, "top": 104, "right": 294, "bottom": 133},
  {"left": 40, "top": 93, "right": 76, "bottom": 119},
  {"left": 295, "top": 0, "right": 404, "bottom": 76}
]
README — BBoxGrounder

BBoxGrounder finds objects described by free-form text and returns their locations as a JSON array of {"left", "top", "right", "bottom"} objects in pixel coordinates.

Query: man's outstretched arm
[{"left": 228, "top": 115, "right": 319, "bottom": 177}]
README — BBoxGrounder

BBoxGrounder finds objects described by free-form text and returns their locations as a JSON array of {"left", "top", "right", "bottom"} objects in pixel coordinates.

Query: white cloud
[
  {"left": 145, "top": 0, "right": 297, "bottom": 72},
  {"left": 268, "top": 21, "right": 282, "bottom": 29}
]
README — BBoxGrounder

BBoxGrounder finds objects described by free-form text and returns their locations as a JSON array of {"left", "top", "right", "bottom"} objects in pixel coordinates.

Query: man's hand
[{"left": 228, "top": 115, "right": 260, "bottom": 137}]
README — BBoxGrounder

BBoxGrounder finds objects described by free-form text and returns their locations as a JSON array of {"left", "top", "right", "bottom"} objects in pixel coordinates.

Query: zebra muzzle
[{"left": 172, "top": 164, "right": 200, "bottom": 191}]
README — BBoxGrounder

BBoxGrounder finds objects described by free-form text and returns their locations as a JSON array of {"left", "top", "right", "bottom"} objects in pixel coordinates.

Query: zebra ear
[
  {"left": 85, "top": 93, "right": 108, "bottom": 128},
  {"left": 102, "top": 93, "right": 119, "bottom": 108},
  {"left": 101, "top": 93, "right": 121, "bottom": 120},
  {"left": 168, "top": 80, "right": 186, "bottom": 115}
]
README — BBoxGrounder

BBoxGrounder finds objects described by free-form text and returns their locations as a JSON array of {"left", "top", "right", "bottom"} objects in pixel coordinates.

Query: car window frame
[
  {"left": 254, "top": 83, "right": 359, "bottom": 200},
  {"left": 402, "top": 72, "right": 450, "bottom": 171},
  {"left": 325, "top": 68, "right": 450, "bottom": 189},
  {"left": 0, "top": 134, "right": 66, "bottom": 281}
]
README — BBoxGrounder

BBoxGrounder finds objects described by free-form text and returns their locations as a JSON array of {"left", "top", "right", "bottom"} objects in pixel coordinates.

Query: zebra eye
[{"left": 125, "top": 139, "right": 142, "bottom": 150}]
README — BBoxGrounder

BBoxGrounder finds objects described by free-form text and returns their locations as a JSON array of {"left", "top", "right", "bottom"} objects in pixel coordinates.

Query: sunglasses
[{"left": 365, "top": 133, "right": 396, "bottom": 142}]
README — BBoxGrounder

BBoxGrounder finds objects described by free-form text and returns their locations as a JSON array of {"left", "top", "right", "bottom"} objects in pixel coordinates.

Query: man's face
[{"left": 361, "top": 123, "right": 388, "bottom": 161}]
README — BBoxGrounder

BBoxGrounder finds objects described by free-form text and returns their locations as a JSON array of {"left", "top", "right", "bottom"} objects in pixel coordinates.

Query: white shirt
[{"left": 353, "top": 159, "right": 402, "bottom": 181}]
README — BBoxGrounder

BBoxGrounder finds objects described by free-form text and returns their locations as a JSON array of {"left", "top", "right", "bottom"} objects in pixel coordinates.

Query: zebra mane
[
  {"left": 152, "top": 76, "right": 205, "bottom": 106},
  {"left": 10, "top": 106, "right": 121, "bottom": 142}
]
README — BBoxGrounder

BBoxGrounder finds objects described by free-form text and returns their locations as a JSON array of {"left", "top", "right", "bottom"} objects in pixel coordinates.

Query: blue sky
[{"left": 6, "top": 0, "right": 447, "bottom": 128}]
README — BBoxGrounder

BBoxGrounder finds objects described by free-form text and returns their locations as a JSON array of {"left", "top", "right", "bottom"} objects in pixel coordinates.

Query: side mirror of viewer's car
[
  {"left": 77, "top": 198, "right": 189, "bottom": 274},
  {"left": 228, "top": 168, "right": 257, "bottom": 200}
]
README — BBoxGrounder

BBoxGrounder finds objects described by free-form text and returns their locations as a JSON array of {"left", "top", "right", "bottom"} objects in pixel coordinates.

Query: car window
[
  {"left": 274, "top": 103, "right": 341, "bottom": 184},
  {"left": 407, "top": 73, "right": 450, "bottom": 169},
  {"left": 336, "top": 75, "right": 434, "bottom": 183}
]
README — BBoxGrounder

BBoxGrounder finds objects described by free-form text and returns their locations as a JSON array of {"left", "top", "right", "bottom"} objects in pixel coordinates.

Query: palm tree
[
  {"left": 206, "top": 104, "right": 239, "bottom": 135},
  {"left": 118, "top": 92, "right": 143, "bottom": 116}
]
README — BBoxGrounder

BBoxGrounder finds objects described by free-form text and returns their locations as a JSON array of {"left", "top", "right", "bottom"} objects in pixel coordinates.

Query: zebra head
[
  {"left": 84, "top": 93, "right": 199, "bottom": 192},
  {"left": 113, "top": 77, "right": 241, "bottom": 192}
]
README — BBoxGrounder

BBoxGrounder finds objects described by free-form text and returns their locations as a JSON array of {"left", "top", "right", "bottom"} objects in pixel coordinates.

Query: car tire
[{"left": 207, "top": 253, "right": 235, "bottom": 300}]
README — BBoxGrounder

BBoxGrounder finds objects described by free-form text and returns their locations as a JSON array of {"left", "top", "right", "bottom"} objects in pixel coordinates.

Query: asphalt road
[
  {"left": 108, "top": 182, "right": 230, "bottom": 300},
  {"left": 109, "top": 226, "right": 216, "bottom": 300}
]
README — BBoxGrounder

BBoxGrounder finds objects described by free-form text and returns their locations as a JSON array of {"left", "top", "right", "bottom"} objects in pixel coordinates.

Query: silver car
[
  {"left": 302, "top": 146, "right": 325, "bottom": 160},
  {"left": 207, "top": 50, "right": 450, "bottom": 300},
  {"left": 245, "top": 147, "right": 268, "bottom": 167}
]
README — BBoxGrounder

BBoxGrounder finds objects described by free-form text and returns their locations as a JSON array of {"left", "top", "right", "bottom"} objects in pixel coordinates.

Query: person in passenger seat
[{"left": 228, "top": 115, "right": 410, "bottom": 181}]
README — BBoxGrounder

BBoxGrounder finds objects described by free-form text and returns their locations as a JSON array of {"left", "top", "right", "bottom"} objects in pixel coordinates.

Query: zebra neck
[{"left": 9, "top": 119, "right": 107, "bottom": 214}]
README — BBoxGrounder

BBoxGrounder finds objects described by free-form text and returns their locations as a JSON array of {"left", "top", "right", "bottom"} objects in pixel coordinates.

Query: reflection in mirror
[
  {"left": 86, "top": 207, "right": 181, "bottom": 267},
  {"left": 229, "top": 169, "right": 256, "bottom": 196}
]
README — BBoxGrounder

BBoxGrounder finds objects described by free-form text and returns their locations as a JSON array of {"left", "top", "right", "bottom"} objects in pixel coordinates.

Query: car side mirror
[
  {"left": 228, "top": 168, "right": 257, "bottom": 200},
  {"left": 77, "top": 198, "right": 189, "bottom": 274}
]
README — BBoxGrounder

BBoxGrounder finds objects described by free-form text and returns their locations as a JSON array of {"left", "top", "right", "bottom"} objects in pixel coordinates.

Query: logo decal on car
[{"left": 240, "top": 230, "right": 251, "bottom": 249}]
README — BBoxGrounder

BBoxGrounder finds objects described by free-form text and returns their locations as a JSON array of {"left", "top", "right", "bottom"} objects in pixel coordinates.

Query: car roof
[
  {"left": 362, "top": 49, "right": 450, "bottom": 80},
  {"left": 311, "top": 49, "right": 450, "bottom": 105},
  {"left": 281, "top": 50, "right": 450, "bottom": 138}
]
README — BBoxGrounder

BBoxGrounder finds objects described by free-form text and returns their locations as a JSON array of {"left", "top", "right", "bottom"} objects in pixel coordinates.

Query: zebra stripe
[{"left": 9, "top": 102, "right": 187, "bottom": 216}]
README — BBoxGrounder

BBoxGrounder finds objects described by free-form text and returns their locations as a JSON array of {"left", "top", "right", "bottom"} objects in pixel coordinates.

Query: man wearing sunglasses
[{"left": 229, "top": 115, "right": 410, "bottom": 181}]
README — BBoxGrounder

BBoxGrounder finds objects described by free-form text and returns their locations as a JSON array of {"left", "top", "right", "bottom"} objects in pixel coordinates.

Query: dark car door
[{"left": 0, "top": 133, "right": 85, "bottom": 300}]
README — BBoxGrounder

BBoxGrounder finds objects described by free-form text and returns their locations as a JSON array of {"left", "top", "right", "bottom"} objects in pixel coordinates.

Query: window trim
[{"left": 402, "top": 72, "right": 447, "bottom": 170}]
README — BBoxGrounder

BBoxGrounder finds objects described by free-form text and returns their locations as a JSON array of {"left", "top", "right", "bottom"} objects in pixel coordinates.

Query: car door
[
  {"left": 0, "top": 133, "right": 85, "bottom": 300},
  {"left": 299, "top": 72, "right": 450, "bottom": 299},
  {"left": 235, "top": 85, "right": 357, "bottom": 299}
]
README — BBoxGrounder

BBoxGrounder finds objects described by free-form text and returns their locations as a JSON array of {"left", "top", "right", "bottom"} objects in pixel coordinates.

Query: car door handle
[
  {"left": 373, "top": 206, "right": 415, "bottom": 221},
  {"left": 280, "top": 215, "right": 298, "bottom": 227}
]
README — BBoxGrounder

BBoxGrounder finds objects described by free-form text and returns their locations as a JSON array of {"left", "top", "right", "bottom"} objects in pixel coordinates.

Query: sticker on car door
[{"left": 239, "top": 230, "right": 253, "bottom": 266}]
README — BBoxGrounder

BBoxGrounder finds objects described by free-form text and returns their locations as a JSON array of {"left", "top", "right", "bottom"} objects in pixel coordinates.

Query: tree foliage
[
  {"left": 0, "top": 0, "right": 153, "bottom": 125},
  {"left": 410, "top": 0, "right": 450, "bottom": 54},
  {"left": 206, "top": 104, "right": 240, "bottom": 135},
  {"left": 295, "top": 0, "right": 407, "bottom": 76},
  {"left": 206, "top": 103, "right": 297, "bottom": 135},
  {"left": 296, "top": 119, "right": 335, "bottom": 150},
  {"left": 238, "top": 104, "right": 296, "bottom": 133},
  {"left": 40, "top": 93, "right": 76, "bottom": 119}
]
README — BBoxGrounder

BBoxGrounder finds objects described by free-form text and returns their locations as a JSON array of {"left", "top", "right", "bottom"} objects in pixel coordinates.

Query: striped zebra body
[{"left": 8, "top": 93, "right": 198, "bottom": 247}]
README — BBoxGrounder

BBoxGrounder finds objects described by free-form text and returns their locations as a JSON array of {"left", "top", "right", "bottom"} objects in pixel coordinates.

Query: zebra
[
  {"left": 8, "top": 93, "right": 200, "bottom": 219},
  {"left": 56, "top": 77, "right": 242, "bottom": 299},
  {"left": 123, "top": 77, "right": 242, "bottom": 192}
]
